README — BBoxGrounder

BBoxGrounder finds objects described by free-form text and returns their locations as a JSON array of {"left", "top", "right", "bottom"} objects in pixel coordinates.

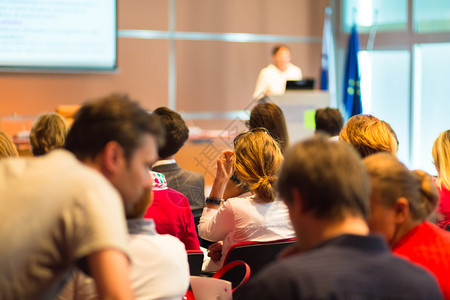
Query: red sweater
[
  {"left": 393, "top": 222, "right": 450, "bottom": 299},
  {"left": 144, "top": 187, "right": 200, "bottom": 251},
  {"left": 437, "top": 184, "right": 450, "bottom": 229}
]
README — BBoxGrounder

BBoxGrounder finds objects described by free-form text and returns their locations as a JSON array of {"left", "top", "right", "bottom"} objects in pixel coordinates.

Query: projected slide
[{"left": 0, "top": 0, "right": 116, "bottom": 70}]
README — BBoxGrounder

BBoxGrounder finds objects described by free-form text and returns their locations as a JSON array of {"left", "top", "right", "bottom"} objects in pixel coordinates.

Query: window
[
  {"left": 343, "top": 0, "right": 407, "bottom": 32},
  {"left": 341, "top": 0, "right": 450, "bottom": 173},
  {"left": 412, "top": 43, "right": 450, "bottom": 174},
  {"left": 414, "top": 0, "right": 450, "bottom": 33},
  {"left": 359, "top": 50, "right": 410, "bottom": 164}
]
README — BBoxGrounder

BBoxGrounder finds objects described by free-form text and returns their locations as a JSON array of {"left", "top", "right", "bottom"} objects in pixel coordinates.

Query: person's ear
[
  {"left": 102, "top": 141, "right": 125, "bottom": 175},
  {"left": 289, "top": 188, "right": 304, "bottom": 215},
  {"left": 393, "top": 197, "right": 410, "bottom": 225}
]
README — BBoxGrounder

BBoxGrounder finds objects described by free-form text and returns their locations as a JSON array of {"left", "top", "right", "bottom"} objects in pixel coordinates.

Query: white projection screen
[{"left": 0, "top": 0, "right": 117, "bottom": 72}]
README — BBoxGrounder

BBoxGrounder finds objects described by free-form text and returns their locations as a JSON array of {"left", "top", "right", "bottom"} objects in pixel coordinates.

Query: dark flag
[{"left": 343, "top": 25, "right": 362, "bottom": 117}]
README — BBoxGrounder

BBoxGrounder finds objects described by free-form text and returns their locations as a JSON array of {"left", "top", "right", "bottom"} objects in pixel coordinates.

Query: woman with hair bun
[
  {"left": 363, "top": 153, "right": 450, "bottom": 299},
  {"left": 198, "top": 129, "right": 295, "bottom": 271},
  {"left": 432, "top": 130, "right": 450, "bottom": 229}
]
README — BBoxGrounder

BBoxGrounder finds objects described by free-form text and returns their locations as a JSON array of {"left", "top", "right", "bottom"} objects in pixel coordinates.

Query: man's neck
[
  {"left": 297, "top": 214, "right": 369, "bottom": 251},
  {"left": 274, "top": 63, "right": 289, "bottom": 72}
]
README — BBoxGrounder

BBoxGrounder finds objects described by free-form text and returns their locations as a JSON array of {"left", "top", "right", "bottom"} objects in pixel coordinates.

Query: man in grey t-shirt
[{"left": 0, "top": 94, "right": 163, "bottom": 299}]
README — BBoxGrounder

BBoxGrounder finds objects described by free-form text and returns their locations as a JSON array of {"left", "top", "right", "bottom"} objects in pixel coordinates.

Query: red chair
[{"left": 184, "top": 261, "right": 250, "bottom": 300}]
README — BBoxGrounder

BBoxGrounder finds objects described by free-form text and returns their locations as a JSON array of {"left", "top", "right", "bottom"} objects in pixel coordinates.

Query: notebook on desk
[{"left": 286, "top": 79, "right": 315, "bottom": 90}]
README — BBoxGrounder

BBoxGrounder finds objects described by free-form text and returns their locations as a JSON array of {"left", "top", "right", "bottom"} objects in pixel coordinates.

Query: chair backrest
[
  {"left": 222, "top": 238, "right": 296, "bottom": 276},
  {"left": 187, "top": 250, "right": 204, "bottom": 276}
]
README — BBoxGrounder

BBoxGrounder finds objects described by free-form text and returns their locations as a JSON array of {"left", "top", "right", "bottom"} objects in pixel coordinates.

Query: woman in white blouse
[{"left": 198, "top": 128, "right": 295, "bottom": 271}]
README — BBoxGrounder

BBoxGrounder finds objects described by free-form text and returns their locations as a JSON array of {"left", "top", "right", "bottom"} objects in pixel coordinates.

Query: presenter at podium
[{"left": 253, "top": 44, "right": 302, "bottom": 100}]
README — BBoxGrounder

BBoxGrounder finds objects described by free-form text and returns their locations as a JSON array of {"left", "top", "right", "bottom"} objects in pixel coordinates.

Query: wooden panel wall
[{"left": 0, "top": 0, "right": 330, "bottom": 136}]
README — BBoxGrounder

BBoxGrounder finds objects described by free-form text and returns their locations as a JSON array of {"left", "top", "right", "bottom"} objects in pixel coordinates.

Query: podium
[{"left": 269, "top": 91, "right": 331, "bottom": 144}]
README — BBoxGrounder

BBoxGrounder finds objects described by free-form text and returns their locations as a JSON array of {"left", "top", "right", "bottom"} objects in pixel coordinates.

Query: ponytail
[
  {"left": 251, "top": 176, "right": 277, "bottom": 203},
  {"left": 411, "top": 170, "right": 439, "bottom": 220}
]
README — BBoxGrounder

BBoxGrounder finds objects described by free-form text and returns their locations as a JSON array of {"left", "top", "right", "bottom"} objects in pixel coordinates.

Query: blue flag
[{"left": 343, "top": 25, "right": 362, "bottom": 117}]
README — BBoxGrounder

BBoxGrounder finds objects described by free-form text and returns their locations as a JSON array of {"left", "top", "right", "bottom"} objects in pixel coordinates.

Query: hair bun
[
  {"left": 251, "top": 176, "right": 277, "bottom": 202},
  {"left": 412, "top": 170, "right": 439, "bottom": 216}
]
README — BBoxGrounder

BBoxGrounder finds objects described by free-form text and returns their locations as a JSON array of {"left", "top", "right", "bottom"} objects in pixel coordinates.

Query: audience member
[
  {"left": 0, "top": 94, "right": 162, "bottom": 299},
  {"left": 339, "top": 114, "right": 398, "bottom": 158},
  {"left": 30, "top": 112, "right": 68, "bottom": 156},
  {"left": 364, "top": 152, "right": 450, "bottom": 298},
  {"left": 433, "top": 130, "right": 450, "bottom": 229},
  {"left": 314, "top": 107, "right": 344, "bottom": 139},
  {"left": 151, "top": 107, "right": 205, "bottom": 222},
  {"left": 224, "top": 101, "right": 289, "bottom": 200},
  {"left": 248, "top": 101, "right": 289, "bottom": 153},
  {"left": 199, "top": 129, "right": 295, "bottom": 271},
  {"left": 253, "top": 44, "right": 302, "bottom": 99},
  {"left": 58, "top": 172, "right": 190, "bottom": 300},
  {"left": 144, "top": 171, "right": 201, "bottom": 250},
  {"left": 240, "top": 137, "right": 442, "bottom": 300},
  {"left": 0, "top": 131, "right": 18, "bottom": 158}
]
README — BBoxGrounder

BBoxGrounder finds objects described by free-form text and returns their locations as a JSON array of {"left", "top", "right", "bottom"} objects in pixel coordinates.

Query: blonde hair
[
  {"left": 364, "top": 153, "right": 438, "bottom": 221},
  {"left": 339, "top": 114, "right": 398, "bottom": 158},
  {"left": 233, "top": 131, "right": 283, "bottom": 202},
  {"left": 0, "top": 132, "right": 19, "bottom": 159},
  {"left": 30, "top": 113, "right": 68, "bottom": 156},
  {"left": 432, "top": 130, "right": 450, "bottom": 190}
]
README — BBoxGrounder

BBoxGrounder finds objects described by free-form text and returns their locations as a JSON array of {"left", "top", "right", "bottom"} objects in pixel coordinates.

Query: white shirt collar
[{"left": 152, "top": 159, "right": 176, "bottom": 168}]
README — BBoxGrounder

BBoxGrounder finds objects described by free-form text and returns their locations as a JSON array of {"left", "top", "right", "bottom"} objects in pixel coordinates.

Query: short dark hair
[
  {"left": 65, "top": 94, "right": 163, "bottom": 161},
  {"left": 272, "top": 44, "right": 290, "bottom": 56},
  {"left": 152, "top": 107, "right": 189, "bottom": 158},
  {"left": 278, "top": 137, "right": 370, "bottom": 219},
  {"left": 315, "top": 107, "right": 344, "bottom": 136}
]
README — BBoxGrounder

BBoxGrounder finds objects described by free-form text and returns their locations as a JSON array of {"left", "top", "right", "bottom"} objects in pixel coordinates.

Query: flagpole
[{"left": 366, "top": 9, "right": 378, "bottom": 51}]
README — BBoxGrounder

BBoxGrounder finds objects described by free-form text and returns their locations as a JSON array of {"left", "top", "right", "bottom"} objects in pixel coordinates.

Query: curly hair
[
  {"left": 0, "top": 132, "right": 18, "bottom": 159},
  {"left": 339, "top": 114, "right": 398, "bottom": 158},
  {"left": 30, "top": 113, "right": 68, "bottom": 156}
]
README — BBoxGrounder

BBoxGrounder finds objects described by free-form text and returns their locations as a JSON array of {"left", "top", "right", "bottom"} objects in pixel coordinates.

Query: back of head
[
  {"left": 65, "top": 93, "right": 163, "bottom": 161},
  {"left": 432, "top": 130, "right": 450, "bottom": 189},
  {"left": 278, "top": 137, "right": 370, "bottom": 219},
  {"left": 0, "top": 132, "right": 18, "bottom": 159},
  {"left": 249, "top": 102, "right": 289, "bottom": 153},
  {"left": 233, "top": 130, "right": 283, "bottom": 202},
  {"left": 30, "top": 113, "right": 68, "bottom": 156},
  {"left": 315, "top": 107, "right": 344, "bottom": 137},
  {"left": 363, "top": 153, "right": 438, "bottom": 221},
  {"left": 153, "top": 107, "right": 189, "bottom": 159},
  {"left": 339, "top": 114, "right": 398, "bottom": 158}
]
